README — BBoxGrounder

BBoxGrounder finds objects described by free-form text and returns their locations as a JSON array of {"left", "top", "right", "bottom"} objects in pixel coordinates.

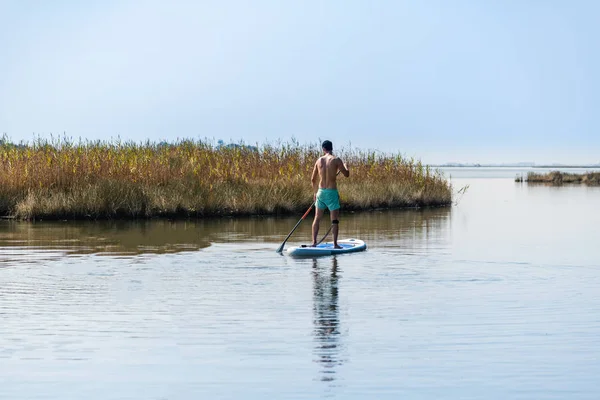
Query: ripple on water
[{"left": 1, "top": 184, "right": 600, "bottom": 399}]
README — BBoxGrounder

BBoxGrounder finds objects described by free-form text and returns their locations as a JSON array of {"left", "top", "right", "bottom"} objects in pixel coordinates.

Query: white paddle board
[{"left": 286, "top": 238, "right": 367, "bottom": 257}]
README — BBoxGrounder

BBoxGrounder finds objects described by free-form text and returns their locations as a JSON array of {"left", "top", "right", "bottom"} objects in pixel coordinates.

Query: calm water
[{"left": 1, "top": 168, "right": 600, "bottom": 399}]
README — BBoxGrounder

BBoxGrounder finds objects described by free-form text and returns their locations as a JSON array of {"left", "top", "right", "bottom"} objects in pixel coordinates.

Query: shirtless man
[{"left": 311, "top": 140, "right": 350, "bottom": 248}]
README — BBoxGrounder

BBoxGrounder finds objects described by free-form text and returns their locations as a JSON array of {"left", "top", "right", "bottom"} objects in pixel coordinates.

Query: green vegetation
[
  {"left": 0, "top": 137, "right": 451, "bottom": 220},
  {"left": 517, "top": 171, "right": 600, "bottom": 185}
]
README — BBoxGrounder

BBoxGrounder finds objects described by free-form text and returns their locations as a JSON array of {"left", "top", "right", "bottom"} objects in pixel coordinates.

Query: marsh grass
[
  {"left": 0, "top": 137, "right": 451, "bottom": 220},
  {"left": 521, "top": 171, "right": 600, "bottom": 185}
]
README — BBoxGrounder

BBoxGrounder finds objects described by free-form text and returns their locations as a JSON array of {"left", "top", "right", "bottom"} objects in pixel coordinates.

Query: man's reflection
[{"left": 312, "top": 256, "right": 342, "bottom": 382}]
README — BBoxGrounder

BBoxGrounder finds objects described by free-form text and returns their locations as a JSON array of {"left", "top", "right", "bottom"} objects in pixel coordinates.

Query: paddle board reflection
[{"left": 312, "top": 256, "right": 343, "bottom": 382}]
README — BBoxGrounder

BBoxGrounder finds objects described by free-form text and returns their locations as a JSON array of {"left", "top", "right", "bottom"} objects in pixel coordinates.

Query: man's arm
[
  {"left": 338, "top": 158, "right": 350, "bottom": 177},
  {"left": 311, "top": 162, "right": 319, "bottom": 200}
]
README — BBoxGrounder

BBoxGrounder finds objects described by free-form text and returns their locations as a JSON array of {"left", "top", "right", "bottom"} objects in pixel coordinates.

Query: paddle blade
[
  {"left": 275, "top": 203, "right": 314, "bottom": 253},
  {"left": 275, "top": 243, "right": 285, "bottom": 253}
]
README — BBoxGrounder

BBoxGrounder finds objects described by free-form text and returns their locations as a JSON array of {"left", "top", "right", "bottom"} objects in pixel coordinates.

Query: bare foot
[
  {"left": 311, "top": 243, "right": 318, "bottom": 247},
  {"left": 333, "top": 244, "right": 342, "bottom": 249}
]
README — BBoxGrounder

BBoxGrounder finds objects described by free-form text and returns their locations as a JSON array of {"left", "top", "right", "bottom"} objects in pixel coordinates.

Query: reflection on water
[
  {"left": 0, "top": 220, "right": 211, "bottom": 260},
  {"left": 312, "top": 256, "right": 342, "bottom": 383},
  {"left": 340, "top": 207, "right": 450, "bottom": 246},
  {"left": 0, "top": 208, "right": 451, "bottom": 262}
]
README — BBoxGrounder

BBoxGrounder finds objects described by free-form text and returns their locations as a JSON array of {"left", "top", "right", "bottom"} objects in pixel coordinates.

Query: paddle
[
  {"left": 275, "top": 203, "right": 315, "bottom": 253},
  {"left": 316, "top": 224, "right": 333, "bottom": 246}
]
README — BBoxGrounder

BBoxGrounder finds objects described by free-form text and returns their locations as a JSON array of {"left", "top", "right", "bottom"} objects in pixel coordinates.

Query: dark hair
[{"left": 322, "top": 140, "right": 333, "bottom": 152}]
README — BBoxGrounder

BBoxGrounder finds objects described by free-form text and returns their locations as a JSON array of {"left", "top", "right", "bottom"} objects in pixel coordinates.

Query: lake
[{"left": 1, "top": 168, "right": 600, "bottom": 399}]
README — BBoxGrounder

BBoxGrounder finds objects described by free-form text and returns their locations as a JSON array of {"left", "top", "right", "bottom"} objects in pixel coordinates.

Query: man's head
[{"left": 322, "top": 140, "right": 333, "bottom": 153}]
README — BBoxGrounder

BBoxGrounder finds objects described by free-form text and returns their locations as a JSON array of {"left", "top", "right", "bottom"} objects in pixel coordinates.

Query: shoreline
[
  {"left": 0, "top": 203, "right": 452, "bottom": 222},
  {"left": 516, "top": 171, "right": 600, "bottom": 185},
  {"left": 437, "top": 165, "right": 600, "bottom": 169}
]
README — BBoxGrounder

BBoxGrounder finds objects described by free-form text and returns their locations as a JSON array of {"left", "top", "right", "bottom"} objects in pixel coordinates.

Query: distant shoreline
[
  {"left": 515, "top": 171, "right": 600, "bottom": 185},
  {"left": 435, "top": 165, "right": 600, "bottom": 169}
]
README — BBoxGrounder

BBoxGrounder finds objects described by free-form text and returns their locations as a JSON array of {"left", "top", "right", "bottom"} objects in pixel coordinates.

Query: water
[{"left": 2, "top": 168, "right": 600, "bottom": 399}]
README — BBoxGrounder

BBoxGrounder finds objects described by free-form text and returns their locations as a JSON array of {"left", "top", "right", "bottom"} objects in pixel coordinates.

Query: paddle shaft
[
  {"left": 316, "top": 224, "right": 333, "bottom": 246},
  {"left": 275, "top": 203, "right": 314, "bottom": 253}
]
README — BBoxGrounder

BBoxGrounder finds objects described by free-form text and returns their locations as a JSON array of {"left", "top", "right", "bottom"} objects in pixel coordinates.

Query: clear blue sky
[{"left": 1, "top": 0, "right": 599, "bottom": 164}]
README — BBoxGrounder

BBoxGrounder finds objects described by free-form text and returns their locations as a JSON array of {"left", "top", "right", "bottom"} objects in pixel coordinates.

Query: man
[{"left": 311, "top": 140, "right": 350, "bottom": 248}]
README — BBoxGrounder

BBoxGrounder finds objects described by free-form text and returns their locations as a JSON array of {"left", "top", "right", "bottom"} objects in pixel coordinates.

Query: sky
[{"left": 1, "top": 0, "right": 599, "bottom": 164}]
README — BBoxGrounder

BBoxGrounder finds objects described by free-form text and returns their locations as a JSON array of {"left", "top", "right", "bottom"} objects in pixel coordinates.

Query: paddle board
[{"left": 286, "top": 238, "right": 367, "bottom": 257}]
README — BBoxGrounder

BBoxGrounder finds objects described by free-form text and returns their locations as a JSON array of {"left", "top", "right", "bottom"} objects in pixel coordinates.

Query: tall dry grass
[{"left": 0, "top": 137, "right": 451, "bottom": 220}]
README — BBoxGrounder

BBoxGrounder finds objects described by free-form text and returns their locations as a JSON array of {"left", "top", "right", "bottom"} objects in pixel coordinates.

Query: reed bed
[
  {"left": 518, "top": 171, "right": 600, "bottom": 185},
  {"left": 0, "top": 138, "right": 451, "bottom": 220}
]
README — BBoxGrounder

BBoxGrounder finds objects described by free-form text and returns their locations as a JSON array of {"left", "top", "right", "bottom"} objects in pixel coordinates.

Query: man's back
[{"left": 316, "top": 154, "right": 341, "bottom": 189}]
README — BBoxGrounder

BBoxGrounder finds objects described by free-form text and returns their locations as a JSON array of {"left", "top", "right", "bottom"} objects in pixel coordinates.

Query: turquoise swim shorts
[{"left": 316, "top": 188, "right": 341, "bottom": 211}]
